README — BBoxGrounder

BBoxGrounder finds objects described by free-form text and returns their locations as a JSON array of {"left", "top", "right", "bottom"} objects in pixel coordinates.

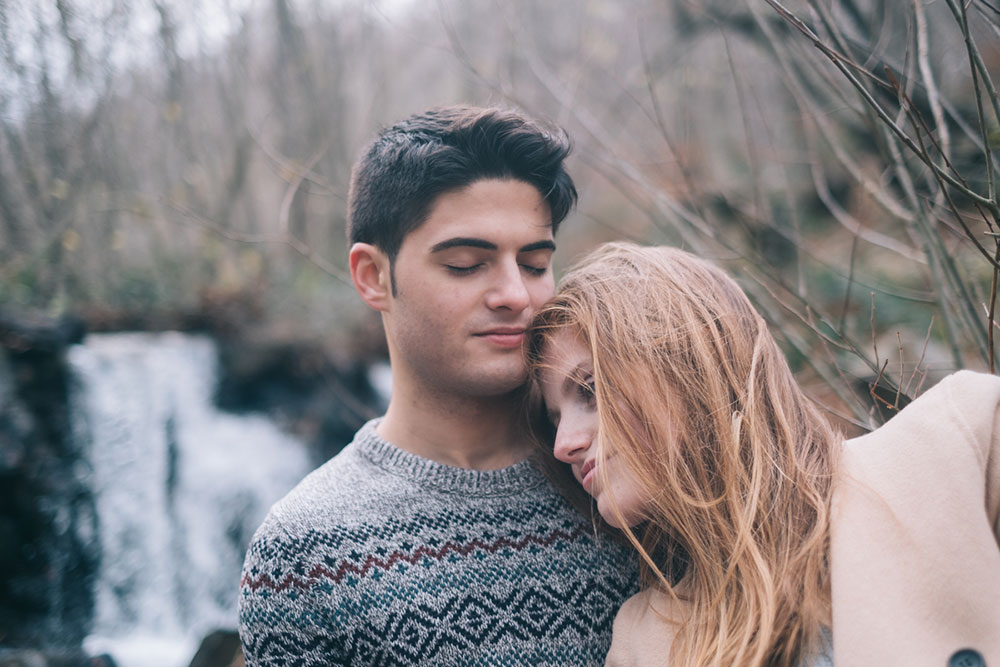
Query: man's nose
[
  {"left": 553, "top": 425, "right": 590, "bottom": 464},
  {"left": 485, "top": 262, "right": 531, "bottom": 312}
]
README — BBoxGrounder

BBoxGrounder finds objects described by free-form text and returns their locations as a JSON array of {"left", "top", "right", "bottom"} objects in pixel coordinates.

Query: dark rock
[
  {"left": 0, "top": 312, "right": 97, "bottom": 648},
  {"left": 0, "top": 650, "right": 116, "bottom": 667},
  {"left": 87, "top": 653, "right": 118, "bottom": 667},
  {"left": 0, "top": 311, "right": 85, "bottom": 353},
  {"left": 85, "top": 656, "right": 117, "bottom": 667},
  {"left": 187, "top": 630, "right": 243, "bottom": 667},
  {"left": 215, "top": 337, "right": 383, "bottom": 464},
  {"left": 76, "top": 284, "right": 264, "bottom": 337},
  {"left": 0, "top": 649, "right": 45, "bottom": 667}
]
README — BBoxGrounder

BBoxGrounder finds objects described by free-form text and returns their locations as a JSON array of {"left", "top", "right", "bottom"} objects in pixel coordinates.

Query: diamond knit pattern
[{"left": 239, "top": 420, "right": 638, "bottom": 666}]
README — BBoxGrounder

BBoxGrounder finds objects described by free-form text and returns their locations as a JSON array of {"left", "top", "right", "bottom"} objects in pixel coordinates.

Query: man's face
[{"left": 384, "top": 178, "right": 556, "bottom": 398}]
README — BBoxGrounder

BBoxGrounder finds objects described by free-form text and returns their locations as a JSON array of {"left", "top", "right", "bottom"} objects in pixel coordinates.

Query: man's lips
[{"left": 474, "top": 327, "right": 527, "bottom": 347}]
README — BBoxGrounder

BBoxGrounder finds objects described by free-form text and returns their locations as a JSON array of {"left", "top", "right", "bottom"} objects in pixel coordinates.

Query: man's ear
[{"left": 349, "top": 243, "right": 392, "bottom": 312}]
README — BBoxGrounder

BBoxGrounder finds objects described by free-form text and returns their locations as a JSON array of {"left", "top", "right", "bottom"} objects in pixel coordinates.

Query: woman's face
[{"left": 537, "top": 327, "right": 647, "bottom": 529}]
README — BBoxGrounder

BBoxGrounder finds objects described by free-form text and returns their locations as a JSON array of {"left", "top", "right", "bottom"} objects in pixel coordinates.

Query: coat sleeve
[{"left": 830, "top": 370, "right": 1000, "bottom": 667}]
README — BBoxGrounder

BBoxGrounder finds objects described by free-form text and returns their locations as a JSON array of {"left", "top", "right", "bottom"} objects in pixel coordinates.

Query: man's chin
[{"left": 460, "top": 365, "right": 529, "bottom": 397}]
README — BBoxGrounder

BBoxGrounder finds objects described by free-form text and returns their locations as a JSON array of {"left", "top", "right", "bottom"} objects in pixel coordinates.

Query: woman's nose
[{"left": 553, "top": 425, "right": 590, "bottom": 464}]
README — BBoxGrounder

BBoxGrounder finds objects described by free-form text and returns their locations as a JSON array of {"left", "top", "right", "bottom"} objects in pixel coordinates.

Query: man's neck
[{"left": 376, "top": 386, "right": 533, "bottom": 470}]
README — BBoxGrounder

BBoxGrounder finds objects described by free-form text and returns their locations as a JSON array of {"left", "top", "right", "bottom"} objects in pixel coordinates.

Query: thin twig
[
  {"left": 895, "top": 331, "right": 904, "bottom": 408},
  {"left": 165, "top": 200, "right": 350, "bottom": 284},
  {"left": 943, "top": 0, "right": 1000, "bottom": 201},
  {"left": 279, "top": 138, "right": 332, "bottom": 236},
  {"left": 637, "top": 20, "right": 706, "bottom": 222},
  {"left": 898, "top": 92, "right": 995, "bottom": 358},
  {"left": 884, "top": 67, "right": 1000, "bottom": 270},
  {"left": 840, "top": 233, "right": 860, "bottom": 334},
  {"left": 990, "top": 242, "right": 1000, "bottom": 372},
  {"left": 978, "top": 0, "right": 1000, "bottom": 16},
  {"left": 913, "top": 0, "right": 952, "bottom": 177},
  {"left": 722, "top": 29, "right": 767, "bottom": 222},
  {"left": 776, "top": 318, "right": 872, "bottom": 423},
  {"left": 870, "top": 291, "right": 880, "bottom": 372},
  {"left": 905, "top": 316, "right": 935, "bottom": 395},
  {"left": 870, "top": 358, "right": 898, "bottom": 413},
  {"left": 749, "top": 4, "right": 919, "bottom": 228},
  {"left": 247, "top": 123, "right": 340, "bottom": 197},
  {"left": 765, "top": 0, "right": 998, "bottom": 213},
  {"left": 805, "top": 122, "right": 924, "bottom": 261}
]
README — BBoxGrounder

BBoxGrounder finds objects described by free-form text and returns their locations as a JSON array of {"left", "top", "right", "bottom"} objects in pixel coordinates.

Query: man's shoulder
[
  {"left": 238, "top": 436, "right": 409, "bottom": 597},
  {"left": 256, "top": 438, "right": 401, "bottom": 536}
]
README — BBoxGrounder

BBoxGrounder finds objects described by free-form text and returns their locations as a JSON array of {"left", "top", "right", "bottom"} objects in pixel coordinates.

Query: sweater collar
[{"left": 354, "top": 419, "right": 546, "bottom": 497}]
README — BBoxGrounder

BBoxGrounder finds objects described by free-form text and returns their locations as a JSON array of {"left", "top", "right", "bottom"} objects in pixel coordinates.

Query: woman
[{"left": 527, "top": 242, "right": 999, "bottom": 667}]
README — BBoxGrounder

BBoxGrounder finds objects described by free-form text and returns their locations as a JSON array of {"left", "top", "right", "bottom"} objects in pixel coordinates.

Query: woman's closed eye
[{"left": 578, "top": 376, "right": 596, "bottom": 407}]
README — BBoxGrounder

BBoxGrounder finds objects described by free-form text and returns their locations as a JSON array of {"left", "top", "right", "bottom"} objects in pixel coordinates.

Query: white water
[{"left": 68, "top": 332, "right": 312, "bottom": 667}]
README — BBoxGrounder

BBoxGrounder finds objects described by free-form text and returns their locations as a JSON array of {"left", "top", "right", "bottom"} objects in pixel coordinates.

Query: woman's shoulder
[
  {"left": 606, "top": 588, "right": 686, "bottom": 667},
  {"left": 844, "top": 370, "right": 1000, "bottom": 455},
  {"left": 911, "top": 370, "right": 1000, "bottom": 409}
]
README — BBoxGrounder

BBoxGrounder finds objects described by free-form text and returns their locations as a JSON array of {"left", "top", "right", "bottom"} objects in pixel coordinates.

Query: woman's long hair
[{"left": 528, "top": 243, "right": 840, "bottom": 666}]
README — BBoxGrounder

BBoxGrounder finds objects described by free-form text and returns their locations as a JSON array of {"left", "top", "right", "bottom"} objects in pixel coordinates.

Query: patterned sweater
[{"left": 238, "top": 419, "right": 638, "bottom": 666}]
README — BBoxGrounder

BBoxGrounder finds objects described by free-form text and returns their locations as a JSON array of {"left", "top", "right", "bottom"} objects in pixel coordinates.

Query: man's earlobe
[{"left": 349, "top": 243, "right": 392, "bottom": 311}]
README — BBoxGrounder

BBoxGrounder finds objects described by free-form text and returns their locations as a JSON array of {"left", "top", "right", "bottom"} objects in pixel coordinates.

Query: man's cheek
[{"left": 531, "top": 281, "right": 556, "bottom": 308}]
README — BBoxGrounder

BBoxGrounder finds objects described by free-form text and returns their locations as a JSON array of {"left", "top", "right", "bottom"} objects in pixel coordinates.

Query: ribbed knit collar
[{"left": 355, "top": 419, "right": 546, "bottom": 497}]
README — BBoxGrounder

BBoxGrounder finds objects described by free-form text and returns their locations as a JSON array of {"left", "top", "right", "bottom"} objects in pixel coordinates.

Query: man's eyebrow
[
  {"left": 519, "top": 240, "right": 557, "bottom": 253},
  {"left": 428, "top": 238, "right": 557, "bottom": 253},
  {"left": 430, "top": 238, "right": 497, "bottom": 253}
]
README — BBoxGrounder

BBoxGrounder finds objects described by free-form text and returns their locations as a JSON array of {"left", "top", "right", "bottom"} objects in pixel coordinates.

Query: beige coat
[{"left": 605, "top": 370, "right": 1000, "bottom": 666}]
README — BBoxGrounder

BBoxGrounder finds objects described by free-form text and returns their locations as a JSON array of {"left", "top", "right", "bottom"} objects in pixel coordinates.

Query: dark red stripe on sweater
[{"left": 242, "top": 524, "right": 589, "bottom": 592}]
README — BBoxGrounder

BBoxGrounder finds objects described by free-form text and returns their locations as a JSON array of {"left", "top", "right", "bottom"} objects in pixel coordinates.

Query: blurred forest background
[{"left": 2, "top": 0, "right": 999, "bottom": 429}]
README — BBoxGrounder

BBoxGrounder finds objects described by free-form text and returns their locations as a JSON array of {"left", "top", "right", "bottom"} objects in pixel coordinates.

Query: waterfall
[{"left": 67, "top": 332, "right": 312, "bottom": 667}]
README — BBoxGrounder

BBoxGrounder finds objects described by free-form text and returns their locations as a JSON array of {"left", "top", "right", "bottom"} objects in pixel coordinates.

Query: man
[{"left": 238, "top": 106, "right": 636, "bottom": 665}]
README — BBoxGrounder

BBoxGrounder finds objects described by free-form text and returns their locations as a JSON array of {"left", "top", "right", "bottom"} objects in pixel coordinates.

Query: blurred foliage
[{"left": 0, "top": 0, "right": 997, "bottom": 430}]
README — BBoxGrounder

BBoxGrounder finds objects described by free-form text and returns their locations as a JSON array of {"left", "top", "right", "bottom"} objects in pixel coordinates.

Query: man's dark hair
[{"left": 347, "top": 105, "right": 577, "bottom": 266}]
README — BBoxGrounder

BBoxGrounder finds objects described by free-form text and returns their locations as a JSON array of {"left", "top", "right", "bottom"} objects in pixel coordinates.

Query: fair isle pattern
[
  {"left": 239, "top": 420, "right": 638, "bottom": 666},
  {"left": 242, "top": 524, "right": 589, "bottom": 591}
]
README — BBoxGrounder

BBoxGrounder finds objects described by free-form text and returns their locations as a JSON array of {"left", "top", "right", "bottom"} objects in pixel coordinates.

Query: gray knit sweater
[{"left": 238, "top": 419, "right": 638, "bottom": 666}]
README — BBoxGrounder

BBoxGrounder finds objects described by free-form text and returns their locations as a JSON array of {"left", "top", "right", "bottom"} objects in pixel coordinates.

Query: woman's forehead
[{"left": 538, "top": 329, "right": 591, "bottom": 385}]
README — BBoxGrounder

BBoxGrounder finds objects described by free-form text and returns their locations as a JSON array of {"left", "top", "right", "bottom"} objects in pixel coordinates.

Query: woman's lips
[{"left": 580, "top": 459, "right": 596, "bottom": 494}]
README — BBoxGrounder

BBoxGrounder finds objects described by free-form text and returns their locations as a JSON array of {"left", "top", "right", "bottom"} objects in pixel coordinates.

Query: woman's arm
[{"left": 831, "top": 370, "right": 1000, "bottom": 666}]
